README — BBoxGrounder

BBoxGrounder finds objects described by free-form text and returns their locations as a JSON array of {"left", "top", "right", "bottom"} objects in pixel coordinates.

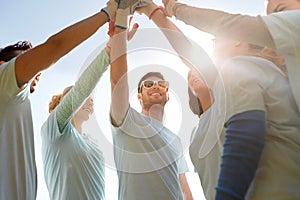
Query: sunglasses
[{"left": 139, "top": 80, "right": 169, "bottom": 90}]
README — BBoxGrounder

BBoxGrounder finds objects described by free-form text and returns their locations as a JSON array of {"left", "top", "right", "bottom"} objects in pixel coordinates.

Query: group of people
[{"left": 1, "top": 0, "right": 299, "bottom": 199}]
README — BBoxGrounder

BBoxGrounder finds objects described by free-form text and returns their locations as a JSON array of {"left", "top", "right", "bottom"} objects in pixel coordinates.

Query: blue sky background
[{"left": 1, "top": 0, "right": 265, "bottom": 199}]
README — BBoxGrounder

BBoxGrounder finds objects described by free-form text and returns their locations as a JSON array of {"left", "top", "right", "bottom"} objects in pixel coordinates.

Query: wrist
[
  {"left": 165, "top": 0, "right": 177, "bottom": 16},
  {"left": 141, "top": 3, "right": 158, "bottom": 16},
  {"left": 101, "top": 0, "right": 118, "bottom": 22},
  {"left": 149, "top": 6, "right": 165, "bottom": 20},
  {"left": 173, "top": 3, "right": 184, "bottom": 17},
  {"left": 115, "top": 9, "right": 128, "bottom": 29}
]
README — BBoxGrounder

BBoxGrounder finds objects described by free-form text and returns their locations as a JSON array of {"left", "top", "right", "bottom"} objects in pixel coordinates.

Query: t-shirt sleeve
[
  {"left": 41, "top": 109, "right": 66, "bottom": 142},
  {"left": 111, "top": 107, "right": 151, "bottom": 137},
  {"left": 0, "top": 58, "right": 29, "bottom": 103},
  {"left": 56, "top": 49, "right": 110, "bottom": 132},
  {"left": 262, "top": 11, "right": 300, "bottom": 55},
  {"left": 177, "top": 155, "right": 189, "bottom": 174},
  {"left": 262, "top": 11, "right": 300, "bottom": 111}
]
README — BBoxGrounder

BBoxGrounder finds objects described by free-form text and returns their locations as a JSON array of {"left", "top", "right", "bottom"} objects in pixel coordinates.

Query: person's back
[
  {"left": 0, "top": 2, "right": 117, "bottom": 197},
  {"left": 0, "top": 43, "right": 37, "bottom": 200},
  {"left": 188, "top": 37, "right": 300, "bottom": 199},
  {"left": 218, "top": 55, "right": 300, "bottom": 199},
  {"left": 0, "top": 61, "right": 37, "bottom": 199}
]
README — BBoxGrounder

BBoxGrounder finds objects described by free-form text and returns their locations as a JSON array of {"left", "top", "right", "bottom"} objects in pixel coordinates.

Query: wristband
[
  {"left": 115, "top": 24, "right": 127, "bottom": 30},
  {"left": 149, "top": 6, "right": 165, "bottom": 20}
]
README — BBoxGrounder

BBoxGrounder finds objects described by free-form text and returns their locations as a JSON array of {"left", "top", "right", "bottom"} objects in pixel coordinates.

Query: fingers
[
  {"left": 128, "top": 15, "right": 134, "bottom": 27},
  {"left": 108, "top": 10, "right": 138, "bottom": 41},
  {"left": 128, "top": 22, "right": 139, "bottom": 41},
  {"left": 107, "top": 19, "right": 116, "bottom": 37}
]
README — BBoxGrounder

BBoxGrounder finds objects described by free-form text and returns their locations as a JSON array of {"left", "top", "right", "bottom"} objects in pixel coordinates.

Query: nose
[
  {"left": 87, "top": 98, "right": 94, "bottom": 106},
  {"left": 152, "top": 82, "right": 160, "bottom": 89}
]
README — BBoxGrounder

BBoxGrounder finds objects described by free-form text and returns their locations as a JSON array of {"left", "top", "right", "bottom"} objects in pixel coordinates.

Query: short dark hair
[
  {"left": 137, "top": 72, "right": 166, "bottom": 93},
  {"left": 188, "top": 87, "right": 203, "bottom": 117},
  {"left": 0, "top": 41, "right": 32, "bottom": 62},
  {"left": 187, "top": 70, "right": 203, "bottom": 117}
]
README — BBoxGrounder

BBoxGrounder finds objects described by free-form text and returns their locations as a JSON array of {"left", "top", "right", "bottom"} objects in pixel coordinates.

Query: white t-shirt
[
  {"left": 262, "top": 10, "right": 300, "bottom": 112},
  {"left": 190, "top": 56, "right": 300, "bottom": 199},
  {"left": 0, "top": 58, "right": 37, "bottom": 200}
]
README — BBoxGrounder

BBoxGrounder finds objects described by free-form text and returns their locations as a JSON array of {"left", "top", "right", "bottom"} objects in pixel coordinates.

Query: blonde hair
[{"left": 48, "top": 86, "right": 73, "bottom": 113}]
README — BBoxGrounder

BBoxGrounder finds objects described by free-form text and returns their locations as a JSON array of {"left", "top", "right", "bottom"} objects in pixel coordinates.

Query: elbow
[{"left": 44, "top": 35, "right": 70, "bottom": 62}]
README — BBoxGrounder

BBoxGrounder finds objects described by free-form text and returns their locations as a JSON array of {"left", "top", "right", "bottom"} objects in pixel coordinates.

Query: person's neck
[
  {"left": 141, "top": 104, "right": 165, "bottom": 122},
  {"left": 71, "top": 118, "right": 83, "bottom": 135}
]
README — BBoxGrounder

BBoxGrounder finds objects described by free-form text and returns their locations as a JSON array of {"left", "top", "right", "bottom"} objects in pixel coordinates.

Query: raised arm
[
  {"left": 162, "top": 0, "right": 275, "bottom": 49},
  {"left": 14, "top": 1, "right": 118, "bottom": 88},
  {"left": 110, "top": 27, "right": 129, "bottom": 126},
  {"left": 137, "top": 2, "right": 196, "bottom": 69},
  {"left": 56, "top": 47, "right": 110, "bottom": 132},
  {"left": 110, "top": 1, "right": 140, "bottom": 126},
  {"left": 137, "top": 2, "right": 217, "bottom": 88}
]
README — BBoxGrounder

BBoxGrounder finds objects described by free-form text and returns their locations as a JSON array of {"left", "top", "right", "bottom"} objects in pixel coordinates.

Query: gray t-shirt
[{"left": 111, "top": 107, "right": 188, "bottom": 200}]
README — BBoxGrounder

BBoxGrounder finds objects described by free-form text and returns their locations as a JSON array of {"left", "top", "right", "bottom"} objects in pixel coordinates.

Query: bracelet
[
  {"left": 149, "top": 6, "right": 165, "bottom": 20},
  {"left": 100, "top": 8, "right": 111, "bottom": 22}
]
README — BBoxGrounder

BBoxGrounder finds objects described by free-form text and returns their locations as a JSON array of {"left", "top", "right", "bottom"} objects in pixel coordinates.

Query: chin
[{"left": 83, "top": 115, "right": 90, "bottom": 121}]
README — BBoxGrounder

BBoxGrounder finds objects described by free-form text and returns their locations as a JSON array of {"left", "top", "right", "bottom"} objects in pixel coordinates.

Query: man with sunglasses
[
  {"left": 0, "top": 1, "right": 120, "bottom": 198},
  {"left": 109, "top": 3, "right": 192, "bottom": 199}
]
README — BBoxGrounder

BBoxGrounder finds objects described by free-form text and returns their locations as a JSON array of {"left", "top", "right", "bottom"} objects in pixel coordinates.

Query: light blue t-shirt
[
  {"left": 0, "top": 58, "right": 37, "bottom": 200},
  {"left": 111, "top": 107, "right": 188, "bottom": 200},
  {"left": 41, "top": 49, "right": 109, "bottom": 200},
  {"left": 41, "top": 109, "right": 105, "bottom": 200}
]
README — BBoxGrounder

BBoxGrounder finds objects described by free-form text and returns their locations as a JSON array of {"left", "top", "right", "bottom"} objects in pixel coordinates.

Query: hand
[
  {"left": 101, "top": 0, "right": 119, "bottom": 22},
  {"left": 115, "top": 0, "right": 152, "bottom": 29},
  {"left": 162, "top": 0, "right": 177, "bottom": 17},
  {"left": 106, "top": 16, "right": 139, "bottom": 55},
  {"left": 135, "top": 2, "right": 157, "bottom": 16},
  {"left": 118, "top": 0, "right": 152, "bottom": 15},
  {"left": 127, "top": 16, "right": 139, "bottom": 41}
]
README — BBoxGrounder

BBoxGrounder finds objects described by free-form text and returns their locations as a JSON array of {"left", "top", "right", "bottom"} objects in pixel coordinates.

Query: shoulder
[
  {"left": 261, "top": 10, "right": 300, "bottom": 53},
  {"left": 222, "top": 56, "right": 283, "bottom": 78},
  {"left": 0, "top": 58, "right": 29, "bottom": 102},
  {"left": 262, "top": 10, "right": 300, "bottom": 25},
  {"left": 0, "top": 58, "right": 17, "bottom": 82},
  {"left": 220, "top": 56, "right": 266, "bottom": 82}
]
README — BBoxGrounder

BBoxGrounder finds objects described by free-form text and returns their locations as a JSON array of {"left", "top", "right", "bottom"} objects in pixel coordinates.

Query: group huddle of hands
[
  {"left": 103, "top": 0, "right": 179, "bottom": 55},
  {"left": 103, "top": 0, "right": 177, "bottom": 29}
]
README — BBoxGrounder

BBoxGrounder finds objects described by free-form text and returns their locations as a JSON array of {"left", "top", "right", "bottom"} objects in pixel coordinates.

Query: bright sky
[{"left": 1, "top": 0, "right": 265, "bottom": 199}]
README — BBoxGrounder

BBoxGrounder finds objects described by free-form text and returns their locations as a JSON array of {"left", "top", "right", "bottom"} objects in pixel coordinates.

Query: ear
[
  {"left": 137, "top": 93, "right": 143, "bottom": 104},
  {"left": 166, "top": 93, "right": 170, "bottom": 102},
  {"left": 137, "top": 92, "right": 141, "bottom": 100}
]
